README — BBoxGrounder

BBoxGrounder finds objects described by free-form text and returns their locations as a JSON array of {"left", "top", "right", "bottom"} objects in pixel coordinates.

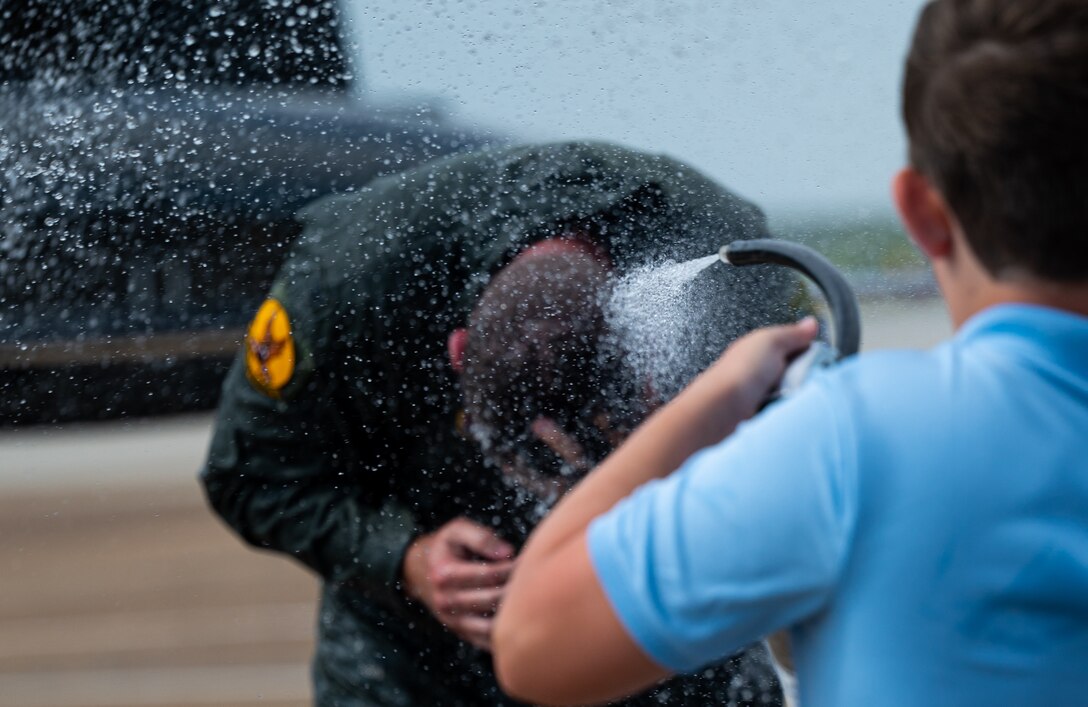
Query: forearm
[
  {"left": 493, "top": 377, "right": 750, "bottom": 703},
  {"left": 490, "top": 380, "right": 746, "bottom": 705},
  {"left": 495, "top": 320, "right": 818, "bottom": 703},
  {"left": 202, "top": 463, "right": 420, "bottom": 590}
]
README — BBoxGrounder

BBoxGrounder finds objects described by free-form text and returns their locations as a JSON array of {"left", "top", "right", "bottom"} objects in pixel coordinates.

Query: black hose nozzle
[{"left": 720, "top": 239, "right": 860, "bottom": 358}]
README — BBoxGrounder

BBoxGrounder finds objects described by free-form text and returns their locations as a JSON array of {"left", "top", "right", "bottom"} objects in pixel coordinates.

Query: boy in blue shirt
[{"left": 492, "top": 1, "right": 1088, "bottom": 705}]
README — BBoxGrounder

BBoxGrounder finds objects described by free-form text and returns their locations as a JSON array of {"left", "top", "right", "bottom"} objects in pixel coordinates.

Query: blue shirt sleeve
[{"left": 587, "top": 378, "right": 857, "bottom": 672}]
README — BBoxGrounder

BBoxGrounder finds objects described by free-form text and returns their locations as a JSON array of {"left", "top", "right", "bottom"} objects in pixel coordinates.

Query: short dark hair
[
  {"left": 903, "top": 0, "right": 1088, "bottom": 281},
  {"left": 460, "top": 250, "right": 638, "bottom": 477}
]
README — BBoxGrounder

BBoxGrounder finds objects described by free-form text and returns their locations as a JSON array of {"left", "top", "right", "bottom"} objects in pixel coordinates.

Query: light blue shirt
[{"left": 589, "top": 304, "right": 1088, "bottom": 706}]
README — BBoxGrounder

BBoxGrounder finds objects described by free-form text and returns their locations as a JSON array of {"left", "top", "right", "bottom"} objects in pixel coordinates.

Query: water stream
[{"left": 606, "top": 253, "right": 722, "bottom": 400}]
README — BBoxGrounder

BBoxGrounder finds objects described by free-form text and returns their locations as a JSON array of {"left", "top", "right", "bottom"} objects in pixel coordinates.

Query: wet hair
[
  {"left": 460, "top": 250, "right": 640, "bottom": 478},
  {"left": 903, "top": 0, "right": 1088, "bottom": 281}
]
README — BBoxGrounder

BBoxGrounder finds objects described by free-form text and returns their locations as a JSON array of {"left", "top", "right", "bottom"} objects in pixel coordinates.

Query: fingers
[
  {"left": 740, "top": 317, "right": 819, "bottom": 362},
  {"left": 436, "top": 585, "right": 507, "bottom": 615},
  {"left": 430, "top": 583, "right": 504, "bottom": 649},
  {"left": 429, "top": 541, "right": 510, "bottom": 651},
  {"left": 402, "top": 517, "right": 520, "bottom": 650},
  {"left": 696, "top": 317, "right": 823, "bottom": 418},
  {"left": 434, "top": 558, "right": 515, "bottom": 590},
  {"left": 772, "top": 316, "right": 820, "bottom": 357},
  {"left": 530, "top": 417, "right": 590, "bottom": 472},
  {"left": 593, "top": 411, "right": 628, "bottom": 449},
  {"left": 448, "top": 614, "right": 495, "bottom": 651},
  {"left": 444, "top": 518, "right": 515, "bottom": 561},
  {"left": 502, "top": 460, "right": 570, "bottom": 500},
  {"left": 725, "top": 317, "right": 821, "bottom": 372}
]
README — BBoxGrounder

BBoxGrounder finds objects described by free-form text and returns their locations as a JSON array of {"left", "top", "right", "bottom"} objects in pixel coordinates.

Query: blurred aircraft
[{"left": 0, "top": 0, "right": 497, "bottom": 424}]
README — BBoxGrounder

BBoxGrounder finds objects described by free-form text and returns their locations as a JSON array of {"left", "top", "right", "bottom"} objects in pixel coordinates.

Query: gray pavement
[{"left": 0, "top": 413, "right": 214, "bottom": 491}]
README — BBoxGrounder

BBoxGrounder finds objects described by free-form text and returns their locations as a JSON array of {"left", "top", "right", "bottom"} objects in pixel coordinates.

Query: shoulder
[
  {"left": 716, "top": 345, "right": 956, "bottom": 488},
  {"left": 820, "top": 344, "right": 955, "bottom": 420}
]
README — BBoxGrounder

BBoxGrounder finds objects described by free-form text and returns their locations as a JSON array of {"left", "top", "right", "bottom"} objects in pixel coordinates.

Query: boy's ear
[
  {"left": 892, "top": 168, "right": 955, "bottom": 261},
  {"left": 447, "top": 328, "right": 468, "bottom": 374}
]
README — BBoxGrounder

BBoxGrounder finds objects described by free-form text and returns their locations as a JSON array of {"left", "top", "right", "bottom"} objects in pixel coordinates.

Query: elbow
[
  {"left": 493, "top": 605, "right": 565, "bottom": 705},
  {"left": 200, "top": 466, "right": 239, "bottom": 520},
  {"left": 492, "top": 607, "right": 533, "bottom": 702},
  {"left": 494, "top": 537, "right": 618, "bottom": 705},
  {"left": 199, "top": 463, "right": 262, "bottom": 543},
  {"left": 493, "top": 607, "right": 599, "bottom": 706}
]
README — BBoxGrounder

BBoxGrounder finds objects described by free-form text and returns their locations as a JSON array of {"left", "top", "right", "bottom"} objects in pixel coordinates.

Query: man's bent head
[{"left": 458, "top": 243, "right": 638, "bottom": 483}]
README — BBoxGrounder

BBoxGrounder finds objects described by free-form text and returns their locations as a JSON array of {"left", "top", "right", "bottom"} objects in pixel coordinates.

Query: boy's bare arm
[{"left": 493, "top": 318, "right": 817, "bottom": 704}]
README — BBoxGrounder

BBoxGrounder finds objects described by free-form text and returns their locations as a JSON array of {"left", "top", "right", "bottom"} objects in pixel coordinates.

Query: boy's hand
[
  {"left": 402, "top": 517, "right": 515, "bottom": 651},
  {"left": 696, "top": 317, "right": 820, "bottom": 420}
]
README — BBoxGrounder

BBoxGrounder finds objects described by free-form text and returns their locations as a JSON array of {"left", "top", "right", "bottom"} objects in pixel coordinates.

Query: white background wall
[{"left": 345, "top": 0, "right": 928, "bottom": 220}]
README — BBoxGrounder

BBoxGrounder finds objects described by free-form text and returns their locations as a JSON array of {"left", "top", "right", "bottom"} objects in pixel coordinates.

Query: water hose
[{"left": 721, "top": 238, "right": 860, "bottom": 357}]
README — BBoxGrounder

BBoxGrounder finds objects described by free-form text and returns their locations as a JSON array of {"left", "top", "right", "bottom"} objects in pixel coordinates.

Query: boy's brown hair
[{"left": 903, "top": 0, "right": 1088, "bottom": 281}]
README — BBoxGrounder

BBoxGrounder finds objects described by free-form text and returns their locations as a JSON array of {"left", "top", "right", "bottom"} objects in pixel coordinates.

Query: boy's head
[{"left": 903, "top": 0, "right": 1088, "bottom": 282}]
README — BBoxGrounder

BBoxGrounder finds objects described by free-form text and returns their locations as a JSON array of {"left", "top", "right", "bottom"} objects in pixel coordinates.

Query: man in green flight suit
[{"left": 201, "top": 141, "right": 799, "bottom": 705}]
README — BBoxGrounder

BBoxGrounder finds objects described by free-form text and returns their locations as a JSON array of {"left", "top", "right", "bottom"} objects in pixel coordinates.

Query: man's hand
[
  {"left": 402, "top": 517, "right": 515, "bottom": 651},
  {"left": 500, "top": 416, "right": 628, "bottom": 502}
]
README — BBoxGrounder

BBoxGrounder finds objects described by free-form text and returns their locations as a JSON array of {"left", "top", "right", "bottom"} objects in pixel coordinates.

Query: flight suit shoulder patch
[{"left": 245, "top": 298, "right": 296, "bottom": 398}]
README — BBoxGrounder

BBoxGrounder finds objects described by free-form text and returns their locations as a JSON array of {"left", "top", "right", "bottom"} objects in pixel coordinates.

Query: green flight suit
[{"left": 202, "top": 141, "right": 797, "bottom": 705}]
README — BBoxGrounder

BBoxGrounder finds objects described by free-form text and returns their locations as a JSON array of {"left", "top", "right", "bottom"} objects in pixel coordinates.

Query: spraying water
[
  {"left": 606, "top": 254, "right": 722, "bottom": 400},
  {"left": 0, "top": 0, "right": 491, "bottom": 424}
]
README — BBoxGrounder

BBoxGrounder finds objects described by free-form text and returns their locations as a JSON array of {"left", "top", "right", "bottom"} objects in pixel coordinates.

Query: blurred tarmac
[
  {"left": 0, "top": 412, "right": 318, "bottom": 707},
  {"left": 0, "top": 296, "right": 951, "bottom": 707}
]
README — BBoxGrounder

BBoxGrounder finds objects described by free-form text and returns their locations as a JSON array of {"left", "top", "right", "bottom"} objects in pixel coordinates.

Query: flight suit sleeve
[{"left": 200, "top": 266, "right": 420, "bottom": 598}]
